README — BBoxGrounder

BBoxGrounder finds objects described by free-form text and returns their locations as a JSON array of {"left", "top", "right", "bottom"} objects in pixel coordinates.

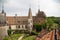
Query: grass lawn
[
  {"left": 3, "top": 34, "right": 23, "bottom": 40},
  {"left": 22, "top": 35, "right": 35, "bottom": 40}
]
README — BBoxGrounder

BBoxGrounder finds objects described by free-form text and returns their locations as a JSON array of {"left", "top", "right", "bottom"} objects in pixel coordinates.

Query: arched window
[
  {"left": 18, "top": 25, "right": 20, "bottom": 28},
  {"left": 25, "top": 25, "right": 28, "bottom": 28},
  {"left": 9, "top": 25, "right": 11, "bottom": 29},
  {"left": 22, "top": 25, "right": 24, "bottom": 28}
]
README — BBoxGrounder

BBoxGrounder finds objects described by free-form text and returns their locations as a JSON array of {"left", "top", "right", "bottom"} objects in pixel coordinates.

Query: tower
[
  {"left": 2, "top": 4, "right": 4, "bottom": 13},
  {"left": 36, "top": 0, "right": 41, "bottom": 18},
  {"left": 28, "top": 8, "right": 32, "bottom": 19},
  {"left": 28, "top": 8, "right": 33, "bottom": 33},
  {"left": 15, "top": 14, "right": 18, "bottom": 25},
  {"left": 0, "top": 0, "right": 6, "bottom": 25},
  {"left": 38, "top": 0, "right": 40, "bottom": 11},
  {"left": 34, "top": 0, "right": 46, "bottom": 25},
  {"left": 2, "top": 0, "right": 5, "bottom": 13}
]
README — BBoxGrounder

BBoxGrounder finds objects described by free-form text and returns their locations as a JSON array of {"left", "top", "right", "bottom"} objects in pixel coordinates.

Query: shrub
[
  {"left": 3, "top": 37, "right": 9, "bottom": 40},
  {"left": 8, "top": 29, "right": 13, "bottom": 36},
  {"left": 22, "top": 36, "right": 35, "bottom": 40},
  {"left": 13, "top": 30, "right": 21, "bottom": 34},
  {"left": 31, "top": 31, "right": 38, "bottom": 35},
  {"left": 34, "top": 24, "right": 42, "bottom": 32}
]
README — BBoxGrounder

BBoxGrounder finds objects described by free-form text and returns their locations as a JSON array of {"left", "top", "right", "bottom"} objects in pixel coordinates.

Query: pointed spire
[
  {"left": 38, "top": 9, "right": 40, "bottom": 13},
  {"left": 37, "top": 0, "right": 41, "bottom": 15},
  {"left": 1, "top": 0, "right": 4, "bottom": 13},
  {"left": 15, "top": 14, "right": 17, "bottom": 17},
  {"left": 28, "top": 8, "right": 32, "bottom": 19},
  {"left": 38, "top": 0, "right": 40, "bottom": 11},
  {"left": 37, "top": 8, "right": 41, "bottom": 17},
  {"left": 2, "top": 4, "right": 4, "bottom": 13}
]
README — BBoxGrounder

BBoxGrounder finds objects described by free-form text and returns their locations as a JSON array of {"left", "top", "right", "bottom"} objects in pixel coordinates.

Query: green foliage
[
  {"left": 31, "top": 31, "right": 38, "bottom": 35},
  {"left": 8, "top": 30, "right": 24, "bottom": 35},
  {"left": 46, "top": 17, "right": 60, "bottom": 31},
  {"left": 54, "top": 18, "right": 60, "bottom": 25},
  {"left": 3, "top": 37, "right": 9, "bottom": 40},
  {"left": 57, "top": 25, "right": 60, "bottom": 30},
  {"left": 55, "top": 18, "right": 60, "bottom": 30},
  {"left": 47, "top": 18, "right": 54, "bottom": 26},
  {"left": 34, "top": 23, "right": 47, "bottom": 32},
  {"left": 8, "top": 29, "right": 13, "bottom": 36},
  {"left": 3, "top": 34, "right": 22, "bottom": 40},
  {"left": 46, "top": 17, "right": 54, "bottom": 31},
  {"left": 34, "top": 24, "right": 42, "bottom": 32},
  {"left": 13, "top": 30, "right": 21, "bottom": 34},
  {"left": 22, "top": 36, "right": 35, "bottom": 40}
]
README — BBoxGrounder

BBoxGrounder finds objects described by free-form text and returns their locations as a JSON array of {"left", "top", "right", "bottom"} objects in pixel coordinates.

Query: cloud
[
  {"left": 0, "top": 0, "right": 60, "bottom": 17},
  {"left": 0, "top": 0, "right": 1, "bottom": 1},
  {"left": 4, "top": 0, "right": 38, "bottom": 16},
  {"left": 53, "top": 0, "right": 60, "bottom": 3},
  {"left": 39, "top": 0, "right": 60, "bottom": 17}
]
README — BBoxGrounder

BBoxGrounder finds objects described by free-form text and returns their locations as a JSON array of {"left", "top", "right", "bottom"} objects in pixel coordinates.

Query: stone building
[
  {"left": 33, "top": 9, "right": 46, "bottom": 24},
  {"left": 0, "top": 7, "right": 8, "bottom": 40},
  {"left": 0, "top": 8, "right": 6, "bottom": 26},
  {"left": 0, "top": 8, "right": 46, "bottom": 31},
  {"left": 0, "top": 8, "right": 46, "bottom": 40},
  {"left": 6, "top": 8, "right": 33, "bottom": 32},
  {"left": 6, "top": 8, "right": 46, "bottom": 31}
]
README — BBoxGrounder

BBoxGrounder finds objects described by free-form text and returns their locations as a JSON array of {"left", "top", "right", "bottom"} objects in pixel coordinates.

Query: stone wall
[{"left": 0, "top": 26, "right": 8, "bottom": 40}]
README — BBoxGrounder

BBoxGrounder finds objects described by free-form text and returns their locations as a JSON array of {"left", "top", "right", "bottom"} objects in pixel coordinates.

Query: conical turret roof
[{"left": 28, "top": 8, "right": 32, "bottom": 19}]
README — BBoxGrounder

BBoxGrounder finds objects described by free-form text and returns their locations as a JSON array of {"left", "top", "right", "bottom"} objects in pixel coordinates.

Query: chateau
[
  {"left": 0, "top": 8, "right": 46, "bottom": 31},
  {"left": 0, "top": 6, "right": 46, "bottom": 40}
]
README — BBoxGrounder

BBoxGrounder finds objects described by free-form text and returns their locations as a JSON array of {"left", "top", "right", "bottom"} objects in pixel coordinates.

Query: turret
[
  {"left": 0, "top": 1, "right": 6, "bottom": 26},
  {"left": 28, "top": 8, "right": 33, "bottom": 33},
  {"left": 2, "top": 6, "right": 4, "bottom": 13},
  {"left": 36, "top": 9, "right": 46, "bottom": 18},
  {"left": 15, "top": 14, "right": 18, "bottom": 25},
  {"left": 28, "top": 8, "right": 32, "bottom": 19},
  {"left": 1, "top": 0, "right": 6, "bottom": 16},
  {"left": 1, "top": 0, "right": 5, "bottom": 14}
]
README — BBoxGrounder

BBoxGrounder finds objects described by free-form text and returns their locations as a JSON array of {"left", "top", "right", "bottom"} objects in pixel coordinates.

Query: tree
[
  {"left": 34, "top": 23, "right": 46, "bottom": 32},
  {"left": 46, "top": 18, "right": 54, "bottom": 31}
]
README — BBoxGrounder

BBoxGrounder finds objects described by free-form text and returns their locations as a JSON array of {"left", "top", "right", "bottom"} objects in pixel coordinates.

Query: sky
[{"left": 0, "top": 0, "right": 60, "bottom": 17}]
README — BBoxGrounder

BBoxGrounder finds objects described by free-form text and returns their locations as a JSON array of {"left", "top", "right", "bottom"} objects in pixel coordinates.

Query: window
[
  {"left": 25, "top": 25, "right": 28, "bottom": 28},
  {"left": 18, "top": 25, "right": 20, "bottom": 28},
  {"left": 39, "top": 21, "right": 40, "bottom": 22},
  {"left": 9, "top": 25, "right": 11, "bottom": 29}
]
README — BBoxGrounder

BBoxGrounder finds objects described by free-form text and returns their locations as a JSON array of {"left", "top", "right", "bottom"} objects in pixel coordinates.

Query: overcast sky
[{"left": 0, "top": 0, "right": 60, "bottom": 17}]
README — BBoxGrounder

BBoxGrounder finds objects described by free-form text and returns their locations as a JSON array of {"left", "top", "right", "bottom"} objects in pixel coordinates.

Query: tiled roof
[
  {"left": 6, "top": 16, "right": 28, "bottom": 25},
  {"left": 6, "top": 16, "right": 16, "bottom": 25}
]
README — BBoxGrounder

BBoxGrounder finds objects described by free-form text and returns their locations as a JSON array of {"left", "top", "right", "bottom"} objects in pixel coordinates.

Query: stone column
[
  {"left": 20, "top": 25, "right": 22, "bottom": 29},
  {"left": 23, "top": 25, "right": 25, "bottom": 29}
]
